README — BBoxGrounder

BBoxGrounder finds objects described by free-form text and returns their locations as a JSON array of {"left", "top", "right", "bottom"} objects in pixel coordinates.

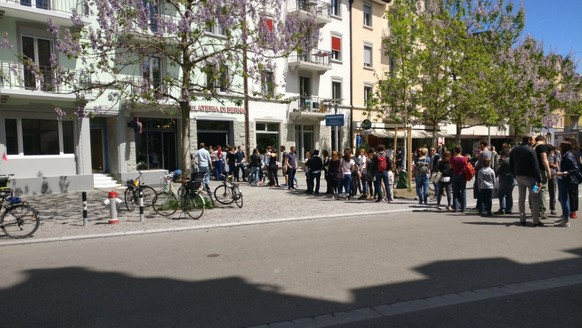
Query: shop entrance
[
  {"left": 197, "top": 120, "right": 231, "bottom": 148},
  {"left": 135, "top": 118, "right": 178, "bottom": 170}
]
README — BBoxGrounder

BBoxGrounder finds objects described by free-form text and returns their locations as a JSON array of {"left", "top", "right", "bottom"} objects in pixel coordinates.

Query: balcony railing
[
  {"left": 288, "top": 0, "right": 331, "bottom": 25},
  {"left": 0, "top": 0, "right": 90, "bottom": 16},
  {"left": 296, "top": 96, "right": 332, "bottom": 113},
  {"left": 288, "top": 49, "right": 332, "bottom": 72},
  {"left": 0, "top": 61, "right": 89, "bottom": 94}
]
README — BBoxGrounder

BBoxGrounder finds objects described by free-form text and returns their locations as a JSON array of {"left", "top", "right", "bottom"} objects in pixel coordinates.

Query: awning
[{"left": 363, "top": 129, "right": 451, "bottom": 138}]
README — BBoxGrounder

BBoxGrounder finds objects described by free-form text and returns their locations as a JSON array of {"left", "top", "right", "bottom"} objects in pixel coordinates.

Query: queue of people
[{"left": 192, "top": 137, "right": 576, "bottom": 228}]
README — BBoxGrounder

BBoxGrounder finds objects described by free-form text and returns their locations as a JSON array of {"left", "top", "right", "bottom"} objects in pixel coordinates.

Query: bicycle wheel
[
  {"left": 183, "top": 192, "right": 205, "bottom": 219},
  {"left": 213, "top": 184, "right": 234, "bottom": 204},
  {"left": 1, "top": 204, "right": 40, "bottom": 238},
  {"left": 139, "top": 186, "right": 157, "bottom": 207},
  {"left": 152, "top": 192, "right": 179, "bottom": 217},
  {"left": 233, "top": 187, "right": 243, "bottom": 208},
  {"left": 124, "top": 188, "right": 135, "bottom": 212}
]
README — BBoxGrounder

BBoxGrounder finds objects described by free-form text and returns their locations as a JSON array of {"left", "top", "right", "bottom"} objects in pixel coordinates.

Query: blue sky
[{"left": 518, "top": 0, "right": 582, "bottom": 73}]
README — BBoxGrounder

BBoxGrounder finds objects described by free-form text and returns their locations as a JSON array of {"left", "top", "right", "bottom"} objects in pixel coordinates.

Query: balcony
[
  {"left": 0, "top": 61, "right": 86, "bottom": 102},
  {"left": 289, "top": 96, "right": 332, "bottom": 121},
  {"left": 0, "top": 0, "right": 91, "bottom": 27},
  {"left": 288, "top": 0, "right": 331, "bottom": 25},
  {"left": 288, "top": 49, "right": 332, "bottom": 73}
]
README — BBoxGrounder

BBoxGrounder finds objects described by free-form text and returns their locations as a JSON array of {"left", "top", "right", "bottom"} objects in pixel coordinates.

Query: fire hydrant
[{"left": 103, "top": 191, "right": 121, "bottom": 224}]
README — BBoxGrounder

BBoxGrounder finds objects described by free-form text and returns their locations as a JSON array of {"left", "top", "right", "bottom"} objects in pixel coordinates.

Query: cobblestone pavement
[{"left": 1, "top": 180, "right": 434, "bottom": 244}]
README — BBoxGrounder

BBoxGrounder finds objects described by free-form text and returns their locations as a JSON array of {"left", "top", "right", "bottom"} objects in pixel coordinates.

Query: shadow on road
[{"left": 1, "top": 248, "right": 581, "bottom": 327}]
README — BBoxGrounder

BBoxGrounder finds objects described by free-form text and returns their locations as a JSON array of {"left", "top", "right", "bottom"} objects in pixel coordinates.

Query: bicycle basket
[{"left": 185, "top": 180, "right": 202, "bottom": 191}]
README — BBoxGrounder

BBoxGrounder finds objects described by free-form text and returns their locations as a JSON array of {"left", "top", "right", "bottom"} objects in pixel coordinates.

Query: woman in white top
[
  {"left": 358, "top": 148, "right": 368, "bottom": 199},
  {"left": 338, "top": 148, "right": 355, "bottom": 200}
]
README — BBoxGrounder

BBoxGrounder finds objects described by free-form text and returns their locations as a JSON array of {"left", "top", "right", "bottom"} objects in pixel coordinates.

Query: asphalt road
[{"left": 1, "top": 211, "right": 580, "bottom": 328}]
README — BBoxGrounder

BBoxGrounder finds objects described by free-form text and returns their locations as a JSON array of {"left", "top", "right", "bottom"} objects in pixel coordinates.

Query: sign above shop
[
  {"left": 361, "top": 119, "right": 372, "bottom": 130},
  {"left": 192, "top": 105, "right": 246, "bottom": 114},
  {"left": 325, "top": 114, "right": 344, "bottom": 127}
]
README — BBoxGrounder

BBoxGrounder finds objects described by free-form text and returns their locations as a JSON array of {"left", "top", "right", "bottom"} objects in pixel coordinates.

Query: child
[{"left": 478, "top": 158, "right": 496, "bottom": 216}]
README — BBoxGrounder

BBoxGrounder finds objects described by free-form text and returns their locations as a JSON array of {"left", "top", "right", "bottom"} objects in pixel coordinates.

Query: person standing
[
  {"left": 555, "top": 141, "right": 578, "bottom": 228},
  {"left": 478, "top": 158, "right": 496, "bottom": 216},
  {"left": 495, "top": 151, "right": 515, "bottom": 215},
  {"left": 267, "top": 146, "right": 279, "bottom": 187},
  {"left": 280, "top": 145, "right": 289, "bottom": 187},
  {"left": 327, "top": 151, "right": 340, "bottom": 195},
  {"left": 413, "top": 148, "right": 431, "bottom": 205},
  {"left": 564, "top": 136, "right": 581, "bottom": 219},
  {"left": 358, "top": 148, "right": 368, "bottom": 199},
  {"left": 195, "top": 142, "right": 213, "bottom": 192},
  {"left": 430, "top": 147, "right": 441, "bottom": 200},
  {"left": 249, "top": 148, "right": 262, "bottom": 185},
  {"left": 306, "top": 149, "right": 323, "bottom": 194},
  {"left": 436, "top": 151, "right": 452, "bottom": 210},
  {"left": 450, "top": 146, "right": 468, "bottom": 212},
  {"left": 373, "top": 144, "right": 392, "bottom": 203},
  {"left": 533, "top": 135, "right": 551, "bottom": 219},
  {"left": 286, "top": 146, "right": 298, "bottom": 190},
  {"left": 509, "top": 136, "right": 543, "bottom": 227},
  {"left": 474, "top": 140, "right": 492, "bottom": 212},
  {"left": 234, "top": 146, "right": 247, "bottom": 182},
  {"left": 547, "top": 144, "right": 560, "bottom": 215},
  {"left": 226, "top": 147, "right": 237, "bottom": 181}
]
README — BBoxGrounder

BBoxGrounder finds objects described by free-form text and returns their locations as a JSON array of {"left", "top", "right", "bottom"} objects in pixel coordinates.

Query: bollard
[
  {"left": 138, "top": 190, "right": 144, "bottom": 223},
  {"left": 82, "top": 192, "right": 88, "bottom": 226},
  {"left": 108, "top": 191, "right": 120, "bottom": 224}
]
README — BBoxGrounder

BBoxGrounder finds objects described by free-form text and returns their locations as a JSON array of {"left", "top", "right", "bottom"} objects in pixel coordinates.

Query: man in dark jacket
[
  {"left": 509, "top": 136, "right": 543, "bottom": 226},
  {"left": 306, "top": 149, "right": 323, "bottom": 194}
]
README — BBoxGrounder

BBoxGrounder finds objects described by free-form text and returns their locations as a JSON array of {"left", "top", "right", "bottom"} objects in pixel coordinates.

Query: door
[
  {"left": 22, "top": 36, "right": 53, "bottom": 91},
  {"left": 90, "top": 128, "right": 105, "bottom": 173},
  {"left": 300, "top": 76, "right": 311, "bottom": 110}
]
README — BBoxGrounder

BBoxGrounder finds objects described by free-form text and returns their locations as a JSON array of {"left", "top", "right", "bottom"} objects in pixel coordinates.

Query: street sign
[{"left": 325, "top": 114, "right": 344, "bottom": 127}]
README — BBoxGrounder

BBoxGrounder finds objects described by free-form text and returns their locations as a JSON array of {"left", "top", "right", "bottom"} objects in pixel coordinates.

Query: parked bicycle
[
  {"left": 124, "top": 171, "right": 157, "bottom": 211},
  {"left": 152, "top": 171, "right": 206, "bottom": 219},
  {"left": 214, "top": 174, "right": 243, "bottom": 208},
  {"left": 0, "top": 175, "right": 41, "bottom": 239}
]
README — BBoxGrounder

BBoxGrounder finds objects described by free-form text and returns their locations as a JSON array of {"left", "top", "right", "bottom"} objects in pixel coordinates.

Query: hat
[{"left": 313, "top": 150, "right": 319, "bottom": 155}]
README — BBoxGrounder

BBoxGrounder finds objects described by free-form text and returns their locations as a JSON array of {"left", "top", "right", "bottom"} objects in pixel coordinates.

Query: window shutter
[
  {"left": 264, "top": 17, "right": 273, "bottom": 32},
  {"left": 332, "top": 36, "right": 341, "bottom": 51}
]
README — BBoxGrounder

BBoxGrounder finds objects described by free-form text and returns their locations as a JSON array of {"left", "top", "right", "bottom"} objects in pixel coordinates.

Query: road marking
[{"left": 247, "top": 273, "right": 582, "bottom": 328}]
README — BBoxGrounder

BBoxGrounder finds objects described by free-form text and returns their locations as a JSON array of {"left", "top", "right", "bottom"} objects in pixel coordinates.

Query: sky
[{"left": 517, "top": 0, "right": 582, "bottom": 73}]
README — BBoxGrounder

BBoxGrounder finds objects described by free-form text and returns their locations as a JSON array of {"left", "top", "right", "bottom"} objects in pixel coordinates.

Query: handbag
[
  {"left": 568, "top": 169, "right": 582, "bottom": 188},
  {"left": 430, "top": 171, "right": 442, "bottom": 183},
  {"left": 440, "top": 176, "right": 450, "bottom": 183}
]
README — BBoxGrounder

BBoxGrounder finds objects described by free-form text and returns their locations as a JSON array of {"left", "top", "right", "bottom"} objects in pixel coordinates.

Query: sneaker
[
  {"left": 446, "top": 206, "right": 452, "bottom": 211},
  {"left": 375, "top": 199, "right": 382, "bottom": 203},
  {"left": 554, "top": 218, "right": 564, "bottom": 224},
  {"left": 550, "top": 210, "right": 557, "bottom": 215},
  {"left": 495, "top": 209, "right": 505, "bottom": 215},
  {"left": 359, "top": 194, "right": 367, "bottom": 200},
  {"left": 572, "top": 212, "right": 577, "bottom": 219},
  {"left": 533, "top": 222, "right": 545, "bottom": 227},
  {"left": 555, "top": 220, "right": 570, "bottom": 227},
  {"left": 436, "top": 206, "right": 441, "bottom": 210}
]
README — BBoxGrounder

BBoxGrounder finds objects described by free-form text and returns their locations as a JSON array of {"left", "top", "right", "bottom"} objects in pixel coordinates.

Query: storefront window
[
  {"left": 256, "top": 122, "right": 279, "bottom": 153},
  {"left": 4, "top": 118, "right": 75, "bottom": 156}
]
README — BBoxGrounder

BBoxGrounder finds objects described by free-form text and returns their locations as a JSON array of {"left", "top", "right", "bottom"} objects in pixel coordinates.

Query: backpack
[
  {"left": 464, "top": 161, "right": 475, "bottom": 181},
  {"left": 377, "top": 154, "right": 387, "bottom": 172},
  {"left": 414, "top": 158, "right": 430, "bottom": 176}
]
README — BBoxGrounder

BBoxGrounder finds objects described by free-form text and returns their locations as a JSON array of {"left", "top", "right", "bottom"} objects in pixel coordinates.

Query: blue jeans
[
  {"left": 479, "top": 189, "right": 493, "bottom": 214},
  {"left": 250, "top": 166, "right": 261, "bottom": 184},
  {"left": 497, "top": 178, "right": 515, "bottom": 213},
  {"left": 375, "top": 171, "right": 391, "bottom": 201},
  {"left": 452, "top": 174, "right": 467, "bottom": 211},
  {"left": 415, "top": 174, "right": 429, "bottom": 203},
  {"left": 287, "top": 167, "right": 297, "bottom": 189},
  {"left": 339, "top": 173, "right": 352, "bottom": 195},
  {"left": 198, "top": 166, "right": 211, "bottom": 191},
  {"left": 558, "top": 177, "right": 571, "bottom": 221}
]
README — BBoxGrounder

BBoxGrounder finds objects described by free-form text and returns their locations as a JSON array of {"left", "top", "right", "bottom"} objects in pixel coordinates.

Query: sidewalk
[{"left": 0, "top": 179, "right": 538, "bottom": 246}]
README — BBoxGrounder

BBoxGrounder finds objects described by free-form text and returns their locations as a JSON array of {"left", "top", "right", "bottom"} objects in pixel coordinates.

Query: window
[
  {"left": 363, "top": 3, "right": 372, "bottom": 26},
  {"left": 143, "top": 0, "right": 159, "bottom": 32},
  {"left": 256, "top": 122, "right": 280, "bottom": 153},
  {"left": 20, "top": 0, "right": 49, "bottom": 10},
  {"left": 330, "top": 0, "right": 340, "bottom": 16},
  {"left": 4, "top": 118, "right": 74, "bottom": 155},
  {"left": 364, "top": 44, "right": 373, "bottom": 67},
  {"left": 261, "top": 71, "right": 275, "bottom": 98},
  {"left": 332, "top": 81, "right": 342, "bottom": 104},
  {"left": 205, "top": 20, "right": 225, "bottom": 36},
  {"left": 205, "top": 64, "right": 229, "bottom": 92},
  {"left": 389, "top": 55, "right": 397, "bottom": 77},
  {"left": 22, "top": 36, "right": 53, "bottom": 91},
  {"left": 331, "top": 35, "right": 342, "bottom": 61},
  {"left": 143, "top": 56, "right": 161, "bottom": 90},
  {"left": 364, "top": 85, "right": 373, "bottom": 107}
]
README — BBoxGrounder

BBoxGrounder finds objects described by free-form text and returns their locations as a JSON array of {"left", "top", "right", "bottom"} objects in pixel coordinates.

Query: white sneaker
[{"left": 554, "top": 218, "right": 564, "bottom": 224}]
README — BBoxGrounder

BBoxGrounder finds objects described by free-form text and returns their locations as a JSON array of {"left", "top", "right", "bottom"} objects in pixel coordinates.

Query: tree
[
  {"left": 377, "top": 0, "right": 525, "bottom": 146},
  {"left": 5, "top": 0, "right": 319, "bottom": 177}
]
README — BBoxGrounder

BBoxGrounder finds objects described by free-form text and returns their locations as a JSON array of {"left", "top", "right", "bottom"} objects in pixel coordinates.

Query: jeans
[
  {"left": 375, "top": 171, "right": 391, "bottom": 201},
  {"left": 497, "top": 177, "right": 515, "bottom": 213},
  {"left": 437, "top": 181, "right": 452, "bottom": 207},
  {"left": 479, "top": 189, "right": 493, "bottom": 214},
  {"left": 452, "top": 174, "right": 466, "bottom": 211},
  {"left": 558, "top": 177, "right": 571, "bottom": 221},
  {"left": 415, "top": 174, "right": 429, "bottom": 203},
  {"left": 548, "top": 176, "right": 557, "bottom": 211},
  {"left": 287, "top": 167, "right": 297, "bottom": 189},
  {"left": 339, "top": 173, "right": 352, "bottom": 195},
  {"left": 198, "top": 166, "right": 211, "bottom": 191},
  {"left": 539, "top": 171, "right": 549, "bottom": 216},
  {"left": 250, "top": 166, "right": 261, "bottom": 184}
]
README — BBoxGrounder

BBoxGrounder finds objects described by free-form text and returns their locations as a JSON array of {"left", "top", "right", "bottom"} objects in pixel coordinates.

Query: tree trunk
[{"left": 180, "top": 101, "right": 191, "bottom": 180}]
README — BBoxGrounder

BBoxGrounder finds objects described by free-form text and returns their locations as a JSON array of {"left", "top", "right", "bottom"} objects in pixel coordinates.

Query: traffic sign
[{"left": 325, "top": 114, "right": 344, "bottom": 127}]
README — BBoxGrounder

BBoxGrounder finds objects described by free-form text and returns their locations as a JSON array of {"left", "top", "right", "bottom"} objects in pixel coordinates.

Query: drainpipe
[{"left": 349, "top": 0, "right": 354, "bottom": 149}]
